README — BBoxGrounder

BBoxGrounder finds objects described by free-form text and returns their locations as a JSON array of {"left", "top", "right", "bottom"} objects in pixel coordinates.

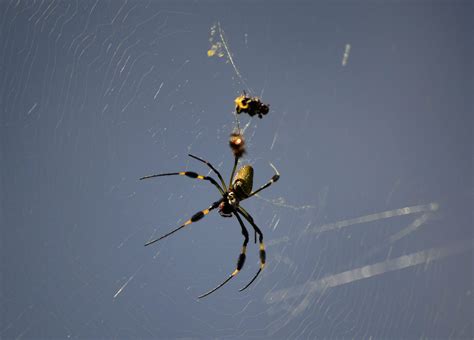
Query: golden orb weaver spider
[{"left": 140, "top": 153, "right": 280, "bottom": 298}]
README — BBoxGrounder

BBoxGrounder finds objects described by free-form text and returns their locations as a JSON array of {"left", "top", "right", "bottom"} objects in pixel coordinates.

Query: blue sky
[{"left": 1, "top": 1, "right": 472, "bottom": 338}]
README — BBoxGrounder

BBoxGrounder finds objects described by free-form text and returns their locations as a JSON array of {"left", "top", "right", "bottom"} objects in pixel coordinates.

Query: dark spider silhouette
[{"left": 141, "top": 153, "right": 279, "bottom": 298}]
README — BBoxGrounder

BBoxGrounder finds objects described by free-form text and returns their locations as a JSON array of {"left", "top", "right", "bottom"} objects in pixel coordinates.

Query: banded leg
[
  {"left": 198, "top": 211, "right": 249, "bottom": 299},
  {"left": 188, "top": 154, "right": 227, "bottom": 191},
  {"left": 237, "top": 207, "right": 266, "bottom": 291},
  {"left": 140, "top": 171, "right": 224, "bottom": 195},
  {"left": 144, "top": 200, "right": 221, "bottom": 246},
  {"left": 246, "top": 163, "right": 280, "bottom": 199}
]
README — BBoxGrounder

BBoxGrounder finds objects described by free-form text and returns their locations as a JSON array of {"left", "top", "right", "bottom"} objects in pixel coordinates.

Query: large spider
[{"left": 141, "top": 153, "right": 280, "bottom": 298}]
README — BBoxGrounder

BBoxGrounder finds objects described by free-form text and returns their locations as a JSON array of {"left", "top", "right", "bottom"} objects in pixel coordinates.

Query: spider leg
[
  {"left": 198, "top": 211, "right": 249, "bottom": 299},
  {"left": 229, "top": 155, "right": 240, "bottom": 188},
  {"left": 140, "top": 171, "right": 224, "bottom": 195},
  {"left": 243, "top": 163, "right": 279, "bottom": 244},
  {"left": 246, "top": 163, "right": 280, "bottom": 199},
  {"left": 144, "top": 200, "right": 221, "bottom": 246},
  {"left": 237, "top": 207, "right": 266, "bottom": 292},
  {"left": 188, "top": 154, "right": 227, "bottom": 191}
]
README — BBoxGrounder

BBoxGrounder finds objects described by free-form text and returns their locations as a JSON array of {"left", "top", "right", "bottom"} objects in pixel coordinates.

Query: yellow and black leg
[
  {"left": 140, "top": 171, "right": 224, "bottom": 195},
  {"left": 237, "top": 207, "right": 266, "bottom": 291},
  {"left": 144, "top": 200, "right": 221, "bottom": 247},
  {"left": 198, "top": 211, "right": 249, "bottom": 299},
  {"left": 247, "top": 163, "right": 280, "bottom": 198},
  {"left": 188, "top": 154, "right": 227, "bottom": 191}
]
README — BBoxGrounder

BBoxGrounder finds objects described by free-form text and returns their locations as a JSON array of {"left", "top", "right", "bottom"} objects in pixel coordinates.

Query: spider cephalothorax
[
  {"left": 141, "top": 153, "right": 279, "bottom": 298},
  {"left": 218, "top": 196, "right": 234, "bottom": 217}
]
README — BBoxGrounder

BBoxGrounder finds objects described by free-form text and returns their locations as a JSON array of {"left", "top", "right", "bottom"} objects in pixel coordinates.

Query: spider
[{"left": 140, "top": 153, "right": 280, "bottom": 298}]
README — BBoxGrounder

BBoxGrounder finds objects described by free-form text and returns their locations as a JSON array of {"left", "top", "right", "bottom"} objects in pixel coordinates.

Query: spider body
[
  {"left": 232, "top": 164, "right": 254, "bottom": 200},
  {"left": 141, "top": 154, "right": 279, "bottom": 298},
  {"left": 218, "top": 199, "right": 234, "bottom": 218},
  {"left": 218, "top": 165, "right": 254, "bottom": 217}
]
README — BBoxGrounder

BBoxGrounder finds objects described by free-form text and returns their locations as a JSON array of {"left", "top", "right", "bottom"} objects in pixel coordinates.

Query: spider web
[{"left": 1, "top": 1, "right": 472, "bottom": 339}]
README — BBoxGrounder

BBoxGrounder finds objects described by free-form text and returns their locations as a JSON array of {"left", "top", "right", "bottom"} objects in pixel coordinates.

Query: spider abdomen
[{"left": 232, "top": 165, "right": 253, "bottom": 200}]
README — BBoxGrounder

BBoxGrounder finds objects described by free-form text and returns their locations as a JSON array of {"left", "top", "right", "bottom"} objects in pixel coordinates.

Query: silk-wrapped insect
[{"left": 234, "top": 91, "right": 269, "bottom": 119}]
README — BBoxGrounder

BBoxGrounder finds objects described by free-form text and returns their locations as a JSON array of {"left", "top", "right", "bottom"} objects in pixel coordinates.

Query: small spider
[
  {"left": 234, "top": 91, "right": 270, "bottom": 119},
  {"left": 141, "top": 153, "right": 280, "bottom": 298}
]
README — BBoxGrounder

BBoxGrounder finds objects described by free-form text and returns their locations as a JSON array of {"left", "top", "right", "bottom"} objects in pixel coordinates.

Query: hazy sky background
[{"left": 1, "top": 1, "right": 472, "bottom": 338}]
